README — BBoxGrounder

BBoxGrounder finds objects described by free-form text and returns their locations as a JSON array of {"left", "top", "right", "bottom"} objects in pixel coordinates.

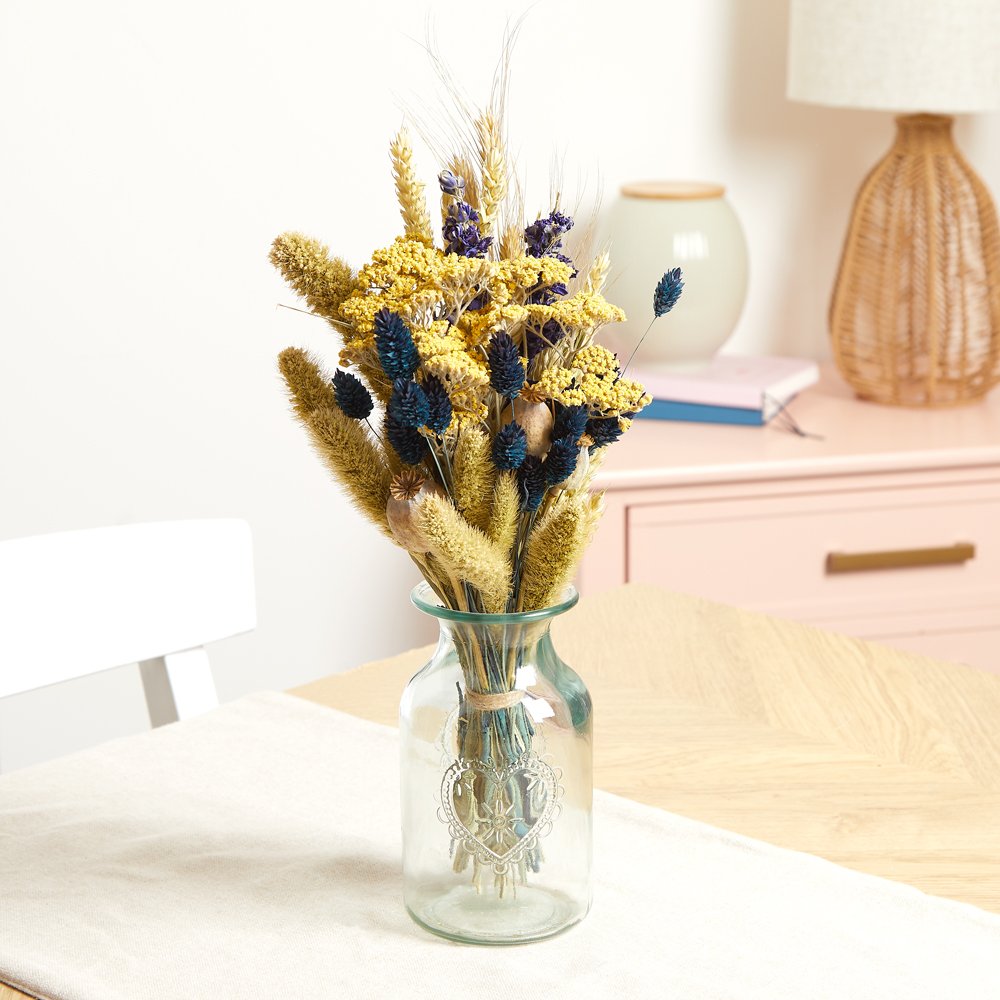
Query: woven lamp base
[{"left": 831, "top": 114, "right": 1000, "bottom": 407}]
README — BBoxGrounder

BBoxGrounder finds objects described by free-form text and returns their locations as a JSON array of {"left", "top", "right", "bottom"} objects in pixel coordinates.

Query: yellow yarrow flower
[
  {"left": 340, "top": 237, "right": 490, "bottom": 333},
  {"left": 534, "top": 359, "right": 650, "bottom": 415},
  {"left": 495, "top": 256, "right": 574, "bottom": 301},
  {"left": 412, "top": 321, "right": 468, "bottom": 359},
  {"left": 459, "top": 302, "right": 529, "bottom": 347},
  {"left": 422, "top": 350, "right": 490, "bottom": 422},
  {"left": 526, "top": 291, "right": 626, "bottom": 336},
  {"left": 572, "top": 344, "right": 620, "bottom": 377},
  {"left": 331, "top": 235, "right": 642, "bottom": 421},
  {"left": 534, "top": 367, "right": 586, "bottom": 407}
]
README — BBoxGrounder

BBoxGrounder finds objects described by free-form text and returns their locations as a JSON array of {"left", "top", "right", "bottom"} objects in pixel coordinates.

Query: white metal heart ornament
[{"left": 439, "top": 753, "right": 563, "bottom": 876}]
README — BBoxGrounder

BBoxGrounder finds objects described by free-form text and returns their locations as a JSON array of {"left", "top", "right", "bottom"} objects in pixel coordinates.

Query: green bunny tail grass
[
  {"left": 277, "top": 347, "right": 337, "bottom": 422},
  {"left": 416, "top": 493, "right": 512, "bottom": 613},
  {"left": 304, "top": 405, "right": 394, "bottom": 538},
  {"left": 488, "top": 471, "right": 520, "bottom": 558},
  {"left": 519, "top": 491, "right": 603, "bottom": 612},
  {"left": 270, "top": 232, "right": 355, "bottom": 325},
  {"left": 452, "top": 426, "right": 495, "bottom": 532}
]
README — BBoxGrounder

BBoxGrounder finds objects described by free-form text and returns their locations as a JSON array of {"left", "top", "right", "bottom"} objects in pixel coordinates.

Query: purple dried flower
[
  {"left": 524, "top": 211, "right": 574, "bottom": 258},
  {"left": 526, "top": 319, "right": 565, "bottom": 361},
  {"left": 437, "top": 170, "right": 465, "bottom": 196},
  {"left": 443, "top": 201, "right": 493, "bottom": 258},
  {"left": 526, "top": 281, "right": 568, "bottom": 306},
  {"left": 466, "top": 289, "right": 491, "bottom": 312}
]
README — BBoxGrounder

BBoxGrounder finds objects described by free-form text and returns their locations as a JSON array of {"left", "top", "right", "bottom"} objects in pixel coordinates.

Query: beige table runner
[{"left": 1, "top": 692, "right": 998, "bottom": 999}]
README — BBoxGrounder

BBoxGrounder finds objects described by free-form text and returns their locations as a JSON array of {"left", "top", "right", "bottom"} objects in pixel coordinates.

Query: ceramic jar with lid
[{"left": 605, "top": 181, "right": 749, "bottom": 369}]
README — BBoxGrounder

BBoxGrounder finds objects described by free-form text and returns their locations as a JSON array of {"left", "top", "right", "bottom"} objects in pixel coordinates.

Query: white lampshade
[{"left": 787, "top": 0, "right": 1000, "bottom": 113}]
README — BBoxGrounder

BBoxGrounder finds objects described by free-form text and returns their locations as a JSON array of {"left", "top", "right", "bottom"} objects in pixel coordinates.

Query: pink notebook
[{"left": 633, "top": 356, "right": 820, "bottom": 409}]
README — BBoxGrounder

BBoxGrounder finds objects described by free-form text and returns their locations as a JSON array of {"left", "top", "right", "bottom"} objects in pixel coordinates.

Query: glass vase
[{"left": 400, "top": 582, "right": 592, "bottom": 945}]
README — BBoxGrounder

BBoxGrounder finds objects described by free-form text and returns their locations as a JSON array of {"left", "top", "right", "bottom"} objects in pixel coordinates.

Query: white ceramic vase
[{"left": 604, "top": 181, "right": 749, "bottom": 370}]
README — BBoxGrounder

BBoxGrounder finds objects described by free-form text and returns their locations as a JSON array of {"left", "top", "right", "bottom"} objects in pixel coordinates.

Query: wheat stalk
[
  {"left": 584, "top": 250, "right": 612, "bottom": 296},
  {"left": 448, "top": 153, "right": 480, "bottom": 215},
  {"left": 476, "top": 112, "right": 506, "bottom": 239},
  {"left": 390, "top": 128, "right": 434, "bottom": 246},
  {"left": 499, "top": 222, "right": 524, "bottom": 260}
]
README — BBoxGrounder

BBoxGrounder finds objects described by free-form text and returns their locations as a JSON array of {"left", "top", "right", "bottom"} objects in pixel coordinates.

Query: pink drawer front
[{"left": 625, "top": 480, "right": 1000, "bottom": 624}]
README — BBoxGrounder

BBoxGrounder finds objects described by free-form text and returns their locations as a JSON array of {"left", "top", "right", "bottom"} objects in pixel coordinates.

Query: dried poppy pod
[
  {"left": 512, "top": 396, "right": 553, "bottom": 458},
  {"left": 387, "top": 470, "right": 443, "bottom": 551}
]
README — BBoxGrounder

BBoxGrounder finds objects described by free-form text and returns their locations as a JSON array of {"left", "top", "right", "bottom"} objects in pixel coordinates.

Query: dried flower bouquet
[{"left": 271, "top": 97, "right": 681, "bottom": 892}]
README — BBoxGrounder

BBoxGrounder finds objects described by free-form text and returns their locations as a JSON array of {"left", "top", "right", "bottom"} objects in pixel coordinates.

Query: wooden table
[
  {"left": 3, "top": 583, "right": 999, "bottom": 1000},
  {"left": 295, "top": 584, "right": 1000, "bottom": 913}
]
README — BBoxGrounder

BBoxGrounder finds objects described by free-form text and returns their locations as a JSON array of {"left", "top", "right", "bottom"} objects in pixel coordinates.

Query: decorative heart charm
[{"left": 439, "top": 753, "right": 563, "bottom": 875}]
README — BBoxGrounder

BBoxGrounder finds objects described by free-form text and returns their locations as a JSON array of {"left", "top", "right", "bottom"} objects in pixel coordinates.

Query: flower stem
[{"left": 618, "top": 317, "right": 656, "bottom": 380}]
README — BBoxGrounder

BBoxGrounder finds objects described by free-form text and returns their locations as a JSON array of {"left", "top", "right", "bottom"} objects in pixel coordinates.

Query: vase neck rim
[{"left": 410, "top": 581, "right": 579, "bottom": 625}]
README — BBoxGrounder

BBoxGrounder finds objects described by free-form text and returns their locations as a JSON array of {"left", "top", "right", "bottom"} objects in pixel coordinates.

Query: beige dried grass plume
[
  {"left": 452, "top": 427, "right": 494, "bottom": 532},
  {"left": 304, "top": 406, "right": 394, "bottom": 539},
  {"left": 519, "top": 492, "right": 603, "bottom": 611},
  {"left": 416, "top": 493, "right": 512, "bottom": 613},
  {"left": 487, "top": 472, "right": 520, "bottom": 557},
  {"left": 277, "top": 346, "right": 337, "bottom": 422},
  {"left": 277, "top": 348, "right": 393, "bottom": 536},
  {"left": 269, "top": 233, "right": 355, "bottom": 326}
]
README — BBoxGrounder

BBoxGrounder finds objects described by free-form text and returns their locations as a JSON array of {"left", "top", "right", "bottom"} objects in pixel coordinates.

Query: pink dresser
[{"left": 579, "top": 365, "right": 1000, "bottom": 673}]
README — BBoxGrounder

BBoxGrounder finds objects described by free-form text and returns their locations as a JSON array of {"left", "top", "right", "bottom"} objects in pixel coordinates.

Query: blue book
[
  {"left": 635, "top": 397, "right": 773, "bottom": 426},
  {"left": 632, "top": 356, "right": 820, "bottom": 426}
]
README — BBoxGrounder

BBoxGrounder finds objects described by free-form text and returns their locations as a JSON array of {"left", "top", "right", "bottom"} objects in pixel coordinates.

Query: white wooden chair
[{"left": 0, "top": 520, "right": 256, "bottom": 768}]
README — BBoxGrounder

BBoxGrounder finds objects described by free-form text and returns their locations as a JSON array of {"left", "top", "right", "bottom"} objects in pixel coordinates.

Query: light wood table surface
[
  {"left": 3, "top": 583, "right": 999, "bottom": 1000},
  {"left": 295, "top": 584, "right": 1000, "bottom": 912}
]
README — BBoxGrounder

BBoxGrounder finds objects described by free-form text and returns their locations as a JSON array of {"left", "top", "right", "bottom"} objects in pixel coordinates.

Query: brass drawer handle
[{"left": 826, "top": 543, "right": 976, "bottom": 574}]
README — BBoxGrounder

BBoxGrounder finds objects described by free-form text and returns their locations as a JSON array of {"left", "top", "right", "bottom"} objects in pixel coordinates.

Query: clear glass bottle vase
[{"left": 400, "top": 582, "right": 592, "bottom": 944}]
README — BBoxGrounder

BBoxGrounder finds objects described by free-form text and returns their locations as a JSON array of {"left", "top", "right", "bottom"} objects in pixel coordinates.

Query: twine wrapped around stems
[{"left": 465, "top": 688, "right": 524, "bottom": 711}]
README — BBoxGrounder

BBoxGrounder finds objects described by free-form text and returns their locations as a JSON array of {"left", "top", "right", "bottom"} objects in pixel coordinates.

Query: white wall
[{"left": 2, "top": 0, "right": 998, "bottom": 767}]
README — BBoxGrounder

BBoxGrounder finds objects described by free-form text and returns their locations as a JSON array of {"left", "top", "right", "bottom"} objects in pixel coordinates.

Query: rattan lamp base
[{"left": 831, "top": 114, "right": 1000, "bottom": 407}]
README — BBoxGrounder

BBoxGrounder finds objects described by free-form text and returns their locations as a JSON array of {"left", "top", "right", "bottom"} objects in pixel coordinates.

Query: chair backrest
[{"left": 0, "top": 520, "right": 256, "bottom": 699}]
